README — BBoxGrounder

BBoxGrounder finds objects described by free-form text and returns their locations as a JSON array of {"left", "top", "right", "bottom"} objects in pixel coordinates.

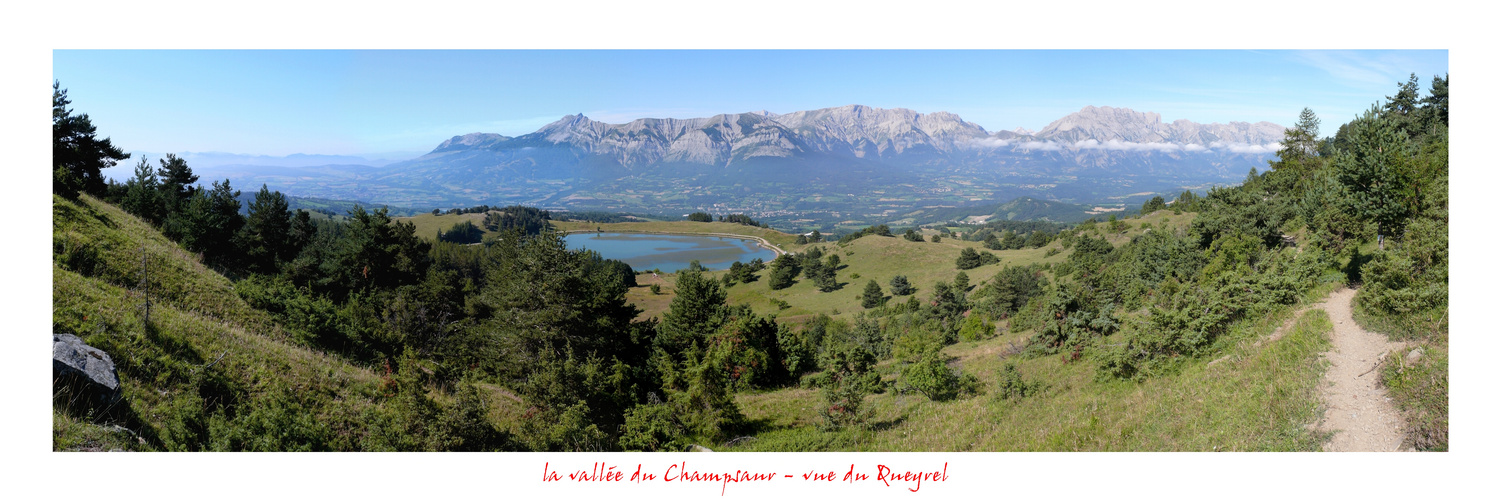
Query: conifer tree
[
  {"left": 122, "top": 157, "right": 165, "bottom": 224},
  {"left": 53, "top": 81, "right": 129, "bottom": 198},
  {"left": 1334, "top": 108, "right": 1419, "bottom": 249},
  {"left": 889, "top": 275, "right": 913, "bottom": 296},
  {"left": 242, "top": 184, "right": 294, "bottom": 273},
  {"left": 861, "top": 280, "right": 884, "bottom": 309}
]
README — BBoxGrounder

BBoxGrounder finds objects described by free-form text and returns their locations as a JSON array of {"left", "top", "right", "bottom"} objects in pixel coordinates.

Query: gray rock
[
  {"left": 1406, "top": 348, "right": 1424, "bottom": 365},
  {"left": 53, "top": 333, "right": 123, "bottom": 414}
]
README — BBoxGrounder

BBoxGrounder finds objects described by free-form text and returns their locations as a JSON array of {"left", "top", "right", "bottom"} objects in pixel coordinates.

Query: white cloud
[
  {"left": 1182, "top": 144, "right": 1208, "bottom": 153},
  {"left": 1072, "top": 139, "right": 1184, "bottom": 152},
  {"left": 1209, "top": 141, "right": 1279, "bottom": 154},
  {"left": 1016, "top": 140, "right": 1063, "bottom": 151},
  {"left": 960, "top": 136, "right": 1013, "bottom": 149}
]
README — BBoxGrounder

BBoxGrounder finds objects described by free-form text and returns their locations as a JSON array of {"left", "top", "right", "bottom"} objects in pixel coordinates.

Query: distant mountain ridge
[
  {"left": 198, "top": 104, "right": 1287, "bottom": 227},
  {"left": 407, "top": 104, "right": 1284, "bottom": 170},
  {"left": 1036, "top": 105, "right": 1284, "bottom": 145}
]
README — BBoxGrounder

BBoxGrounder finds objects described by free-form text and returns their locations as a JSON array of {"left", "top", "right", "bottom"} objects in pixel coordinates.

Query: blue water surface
[{"left": 563, "top": 232, "right": 778, "bottom": 272}]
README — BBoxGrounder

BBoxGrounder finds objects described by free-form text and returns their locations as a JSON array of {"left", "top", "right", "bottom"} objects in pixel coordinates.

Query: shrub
[
  {"left": 995, "top": 363, "right": 1040, "bottom": 401},
  {"left": 817, "top": 343, "right": 882, "bottom": 429},
  {"left": 897, "top": 334, "right": 980, "bottom": 402},
  {"left": 889, "top": 275, "right": 914, "bottom": 296}
]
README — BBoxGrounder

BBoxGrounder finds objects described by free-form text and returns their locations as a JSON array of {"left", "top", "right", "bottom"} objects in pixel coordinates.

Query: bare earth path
[{"left": 1312, "top": 287, "right": 1409, "bottom": 451}]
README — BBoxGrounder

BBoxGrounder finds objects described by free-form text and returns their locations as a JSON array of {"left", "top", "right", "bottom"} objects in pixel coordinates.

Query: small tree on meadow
[
  {"left": 861, "top": 280, "right": 884, "bottom": 309},
  {"left": 889, "top": 275, "right": 913, "bottom": 296}
]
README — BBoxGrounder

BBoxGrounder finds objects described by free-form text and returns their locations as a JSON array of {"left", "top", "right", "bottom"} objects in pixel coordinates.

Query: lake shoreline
[{"left": 559, "top": 228, "right": 788, "bottom": 257}]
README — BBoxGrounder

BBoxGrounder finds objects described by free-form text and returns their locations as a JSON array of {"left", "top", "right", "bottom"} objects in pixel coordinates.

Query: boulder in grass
[{"left": 53, "top": 333, "right": 123, "bottom": 415}]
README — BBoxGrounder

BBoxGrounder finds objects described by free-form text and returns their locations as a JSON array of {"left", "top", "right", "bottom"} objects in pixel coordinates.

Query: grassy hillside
[
  {"left": 52, "top": 195, "right": 487, "bottom": 451},
  {"left": 630, "top": 210, "right": 1196, "bottom": 323},
  {"left": 397, "top": 211, "right": 491, "bottom": 241},
  {"left": 729, "top": 305, "right": 1334, "bottom": 451}
]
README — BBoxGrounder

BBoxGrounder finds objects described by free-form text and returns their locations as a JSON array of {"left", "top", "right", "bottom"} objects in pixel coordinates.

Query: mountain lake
[{"left": 563, "top": 232, "right": 779, "bottom": 272}]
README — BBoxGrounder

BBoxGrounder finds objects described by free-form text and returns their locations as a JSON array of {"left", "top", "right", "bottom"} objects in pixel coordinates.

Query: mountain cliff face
[
  {"left": 1036, "top": 105, "right": 1285, "bottom": 145},
  {"left": 227, "top": 105, "right": 1287, "bottom": 220},
  {"left": 396, "top": 104, "right": 1284, "bottom": 175}
]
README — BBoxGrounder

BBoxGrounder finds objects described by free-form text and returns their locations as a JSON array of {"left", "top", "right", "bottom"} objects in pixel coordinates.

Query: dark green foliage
[
  {"left": 303, "top": 206, "right": 431, "bottom": 301},
  {"left": 809, "top": 229, "right": 823, "bottom": 242},
  {"left": 1333, "top": 108, "right": 1421, "bottom": 247},
  {"left": 806, "top": 257, "right": 838, "bottom": 292},
  {"left": 953, "top": 271, "right": 970, "bottom": 293},
  {"left": 983, "top": 233, "right": 1002, "bottom": 250},
  {"left": 1107, "top": 214, "right": 1127, "bottom": 233},
  {"left": 768, "top": 252, "right": 800, "bottom": 290},
  {"left": 1141, "top": 196, "right": 1168, "bottom": 214},
  {"left": 710, "top": 307, "right": 796, "bottom": 389},
  {"left": 896, "top": 328, "right": 979, "bottom": 401},
  {"left": 650, "top": 283, "right": 662, "bottom": 294},
  {"left": 554, "top": 210, "right": 636, "bottom": 223},
  {"left": 1423, "top": 74, "right": 1448, "bottom": 129},
  {"left": 836, "top": 224, "right": 892, "bottom": 243},
  {"left": 1101, "top": 230, "right": 1205, "bottom": 309},
  {"left": 121, "top": 157, "right": 166, "bottom": 225},
  {"left": 972, "top": 265, "right": 1049, "bottom": 319},
  {"left": 995, "top": 363, "right": 1040, "bottom": 401},
  {"left": 861, "top": 280, "right": 884, "bottom": 309},
  {"left": 815, "top": 342, "right": 882, "bottom": 429},
  {"left": 687, "top": 211, "right": 713, "bottom": 222},
  {"left": 956, "top": 247, "right": 982, "bottom": 270},
  {"left": 727, "top": 261, "right": 752, "bottom": 283},
  {"left": 1173, "top": 190, "right": 1202, "bottom": 212},
  {"left": 656, "top": 269, "right": 728, "bottom": 355},
  {"left": 979, "top": 250, "right": 1000, "bottom": 266},
  {"left": 795, "top": 234, "right": 809, "bottom": 245},
  {"left": 889, "top": 275, "right": 914, "bottom": 296},
  {"left": 169, "top": 179, "right": 244, "bottom": 269},
  {"left": 481, "top": 205, "right": 551, "bottom": 235},
  {"left": 649, "top": 347, "right": 746, "bottom": 443},
  {"left": 437, "top": 220, "right": 483, "bottom": 244},
  {"left": 1024, "top": 230, "right": 1050, "bottom": 248},
  {"left": 155, "top": 154, "right": 200, "bottom": 209},
  {"left": 619, "top": 401, "right": 687, "bottom": 451},
  {"left": 931, "top": 234, "right": 941, "bottom": 243},
  {"left": 53, "top": 81, "right": 129, "bottom": 198},
  {"left": 241, "top": 185, "right": 299, "bottom": 274},
  {"left": 1024, "top": 281, "right": 1119, "bottom": 360},
  {"left": 1097, "top": 245, "right": 1328, "bottom": 380},
  {"left": 722, "top": 213, "right": 760, "bottom": 226},
  {"left": 1001, "top": 230, "right": 1026, "bottom": 249},
  {"left": 903, "top": 229, "right": 924, "bottom": 242}
]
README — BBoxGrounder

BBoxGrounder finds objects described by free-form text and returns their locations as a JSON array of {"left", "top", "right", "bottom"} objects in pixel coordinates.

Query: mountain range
[{"left": 184, "top": 105, "right": 1287, "bottom": 229}]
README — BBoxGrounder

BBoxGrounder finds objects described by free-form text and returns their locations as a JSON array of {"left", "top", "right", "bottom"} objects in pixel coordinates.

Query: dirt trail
[{"left": 1312, "top": 287, "right": 1409, "bottom": 452}]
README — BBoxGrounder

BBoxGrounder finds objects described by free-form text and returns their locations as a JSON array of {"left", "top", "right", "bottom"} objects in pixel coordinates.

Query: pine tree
[
  {"left": 156, "top": 153, "right": 199, "bottom": 209},
  {"left": 953, "top": 271, "right": 970, "bottom": 293},
  {"left": 861, "top": 280, "right": 884, "bottom": 309},
  {"left": 956, "top": 247, "right": 982, "bottom": 270},
  {"left": 889, "top": 275, "right": 913, "bottom": 296},
  {"left": 1334, "top": 108, "right": 1420, "bottom": 249},
  {"left": 242, "top": 184, "right": 294, "bottom": 273},
  {"left": 768, "top": 253, "right": 800, "bottom": 290},
  {"left": 122, "top": 157, "right": 165, "bottom": 224},
  {"left": 657, "top": 270, "right": 729, "bottom": 354},
  {"left": 53, "top": 81, "right": 129, "bottom": 198},
  {"left": 1423, "top": 74, "right": 1449, "bottom": 127}
]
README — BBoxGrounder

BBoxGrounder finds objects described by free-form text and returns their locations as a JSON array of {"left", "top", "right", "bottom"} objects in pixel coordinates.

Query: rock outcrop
[{"left": 53, "top": 333, "right": 123, "bottom": 415}]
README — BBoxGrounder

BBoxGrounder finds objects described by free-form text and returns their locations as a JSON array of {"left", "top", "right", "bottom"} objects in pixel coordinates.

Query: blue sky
[{"left": 52, "top": 50, "right": 1448, "bottom": 157}]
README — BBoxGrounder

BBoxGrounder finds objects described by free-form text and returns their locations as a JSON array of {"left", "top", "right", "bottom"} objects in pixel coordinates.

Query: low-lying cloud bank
[{"left": 961, "top": 136, "right": 1277, "bottom": 154}]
